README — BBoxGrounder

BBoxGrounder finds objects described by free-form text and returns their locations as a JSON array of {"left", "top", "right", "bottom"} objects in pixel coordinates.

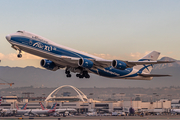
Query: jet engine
[
  {"left": 40, "top": 59, "right": 58, "bottom": 71},
  {"left": 78, "top": 58, "right": 93, "bottom": 68},
  {"left": 112, "top": 60, "right": 127, "bottom": 70}
]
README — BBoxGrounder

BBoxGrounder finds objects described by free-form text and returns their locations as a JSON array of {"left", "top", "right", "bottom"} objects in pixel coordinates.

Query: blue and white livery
[{"left": 6, "top": 31, "right": 173, "bottom": 80}]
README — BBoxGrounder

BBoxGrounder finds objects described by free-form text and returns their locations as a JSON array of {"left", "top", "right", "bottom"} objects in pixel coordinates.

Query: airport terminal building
[{"left": 0, "top": 85, "right": 176, "bottom": 114}]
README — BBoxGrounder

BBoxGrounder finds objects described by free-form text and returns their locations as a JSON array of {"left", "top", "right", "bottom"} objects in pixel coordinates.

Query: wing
[
  {"left": 29, "top": 111, "right": 38, "bottom": 116},
  {"left": 51, "top": 56, "right": 175, "bottom": 69},
  {"left": 48, "top": 57, "right": 80, "bottom": 68}
]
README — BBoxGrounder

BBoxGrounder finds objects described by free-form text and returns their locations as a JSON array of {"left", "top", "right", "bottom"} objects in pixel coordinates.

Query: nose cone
[{"left": 6, "top": 35, "right": 11, "bottom": 41}]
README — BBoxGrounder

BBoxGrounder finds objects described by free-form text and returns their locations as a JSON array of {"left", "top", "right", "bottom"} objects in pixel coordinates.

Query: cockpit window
[
  {"left": 17, "top": 31, "right": 23, "bottom": 33},
  {"left": 35, "top": 36, "right": 38, "bottom": 39}
]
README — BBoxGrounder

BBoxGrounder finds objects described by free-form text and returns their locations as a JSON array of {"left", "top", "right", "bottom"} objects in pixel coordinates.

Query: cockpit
[{"left": 17, "top": 31, "right": 24, "bottom": 33}]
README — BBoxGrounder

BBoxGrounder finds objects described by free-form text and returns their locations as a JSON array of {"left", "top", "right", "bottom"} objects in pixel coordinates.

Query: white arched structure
[{"left": 45, "top": 85, "right": 88, "bottom": 102}]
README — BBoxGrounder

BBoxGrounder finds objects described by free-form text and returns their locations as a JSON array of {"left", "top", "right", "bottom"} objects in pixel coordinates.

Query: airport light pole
[
  {"left": 112, "top": 93, "right": 116, "bottom": 101},
  {"left": 153, "top": 93, "right": 157, "bottom": 102},
  {"left": 42, "top": 93, "right": 46, "bottom": 101},
  {"left": 167, "top": 95, "right": 172, "bottom": 101},
  {"left": 89, "top": 93, "right": 93, "bottom": 99},
  {"left": 136, "top": 95, "right": 140, "bottom": 111},
  {"left": 120, "top": 93, "right": 125, "bottom": 108},
  {"left": 120, "top": 93, "right": 125, "bottom": 101},
  {"left": 89, "top": 93, "right": 93, "bottom": 110},
  {"left": 156, "top": 94, "right": 159, "bottom": 108}
]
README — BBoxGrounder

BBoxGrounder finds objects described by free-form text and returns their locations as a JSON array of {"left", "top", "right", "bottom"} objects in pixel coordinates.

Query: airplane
[
  {"left": 16, "top": 103, "right": 28, "bottom": 110},
  {"left": 6, "top": 31, "right": 174, "bottom": 80},
  {"left": 16, "top": 103, "right": 56, "bottom": 116},
  {"left": 171, "top": 109, "right": 180, "bottom": 114},
  {"left": 0, "top": 102, "right": 27, "bottom": 116},
  {"left": 39, "top": 102, "right": 76, "bottom": 114}
]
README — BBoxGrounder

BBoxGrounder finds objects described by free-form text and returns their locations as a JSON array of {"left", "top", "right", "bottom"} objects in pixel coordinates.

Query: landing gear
[
  {"left": 66, "top": 74, "right": 71, "bottom": 77},
  {"left": 17, "top": 54, "right": 22, "bottom": 58},
  {"left": 65, "top": 67, "right": 90, "bottom": 79},
  {"left": 17, "top": 50, "right": 22, "bottom": 58},
  {"left": 76, "top": 71, "right": 90, "bottom": 79},
  {"left": 83, "top": 71, "right": 90, "bottom": 78},
  {"left": 65, "top": 69, "right": 71, "bottom": 78}
]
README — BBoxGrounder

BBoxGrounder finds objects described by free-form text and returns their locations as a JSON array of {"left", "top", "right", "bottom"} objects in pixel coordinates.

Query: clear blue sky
[{"left": 0, "top": 0, "right": 180, "bottom": 67}]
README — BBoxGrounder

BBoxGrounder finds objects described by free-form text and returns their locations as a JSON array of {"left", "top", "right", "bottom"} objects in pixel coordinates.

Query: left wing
[{"left": 28, "top": 110, "right": 39, "bottom": 116}]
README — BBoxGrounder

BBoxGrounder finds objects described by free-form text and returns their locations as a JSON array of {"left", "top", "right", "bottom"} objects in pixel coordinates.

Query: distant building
[
  {"left": 0, "top": 85, "right": 175, "bottom": 114},
  {"left": 0, "top": 96, "right": 17, "bottom": 109}
]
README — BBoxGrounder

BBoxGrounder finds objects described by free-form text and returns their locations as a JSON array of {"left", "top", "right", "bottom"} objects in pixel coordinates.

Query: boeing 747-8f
[{"left": 6, "top": 31, "right": 174, "bottom": 80}]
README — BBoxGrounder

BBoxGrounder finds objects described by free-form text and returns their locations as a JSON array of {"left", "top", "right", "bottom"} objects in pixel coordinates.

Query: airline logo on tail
[
  {"left": 22, "top": 103, "right": 28, "bottom": 110},
  {"left": 16, "top": 104, "right": 19, "bottom": 110},
  {"left": 39, "top": 102, "right": 45, "bottom": 110},
  {"left": 16, "top": 103, "right": 28, "bottom": 110},
  {"left": 48, "top": 103, "right": 57, "bottom": 113},
  {"left": 39, "top": 102, "right": 57, "bottom": 110},
  {"left": 51, "top": 103, "right": 57, "bottom": 110}
]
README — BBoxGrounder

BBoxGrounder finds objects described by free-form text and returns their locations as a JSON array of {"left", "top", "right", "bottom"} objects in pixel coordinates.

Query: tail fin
[
  {"left": 51, "top": 103, "right": 57, "bottom": 110},
  {"left": 0, "top": 97, "right": 2, "bottom": 106},
  {"left": 133, "top": 51, "right": 160, "bottom": 73},
  {"left": 39, "top": 102, "right": 45, "bottom": 110},
  {"left": 21, "top": 103, "right": 28, "bottom": 110},
  {"left": 16, "top": 104, "right": 19, "bottom": 110}
]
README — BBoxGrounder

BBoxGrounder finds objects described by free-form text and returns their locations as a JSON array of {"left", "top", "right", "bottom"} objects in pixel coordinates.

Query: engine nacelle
[
  {"left": 78, "top": 58, "right": 93, "bottom": 69},
  {"left": 112, "top": 60, "right": 127, "bottom": 70},
  {"left": 40, "top": 59, "right": 58, "bottom": 71}
]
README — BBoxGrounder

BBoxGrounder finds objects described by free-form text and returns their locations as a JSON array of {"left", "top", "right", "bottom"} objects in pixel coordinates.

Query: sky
[{"left": 0, "top": 0, "right": 180, "bottom": 68}]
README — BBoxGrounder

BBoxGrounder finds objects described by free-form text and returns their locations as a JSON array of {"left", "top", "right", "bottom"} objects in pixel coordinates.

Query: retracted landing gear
[
  {"left": 76, "top": 71, "right": 90, "bottom": 79},
  {"left": 17, "top": 50, "right": 22, "bottom": 58},
  {"left": 65, "top": 69, "right": 71, "bottom": 78}
]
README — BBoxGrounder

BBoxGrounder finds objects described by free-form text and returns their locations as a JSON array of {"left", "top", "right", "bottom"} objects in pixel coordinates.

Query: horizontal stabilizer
[
  {"left": 138, "top": 73, "right": 171, "bottom": 77},
  {"left": 126, "top": 60, "right": 175, "bottom": 67}
]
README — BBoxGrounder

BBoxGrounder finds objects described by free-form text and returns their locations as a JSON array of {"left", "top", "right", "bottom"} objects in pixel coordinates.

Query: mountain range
[{"left": 0, "top": 57, "right": 179, "bottom": 88}]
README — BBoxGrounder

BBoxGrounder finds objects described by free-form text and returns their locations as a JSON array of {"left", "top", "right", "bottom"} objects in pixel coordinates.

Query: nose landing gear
[
  {"left": 17, "top": 50, "right": 22, "bottom": 58},
  {"left": 17, "top": 54, "right": 22, "bottom": 58}
]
